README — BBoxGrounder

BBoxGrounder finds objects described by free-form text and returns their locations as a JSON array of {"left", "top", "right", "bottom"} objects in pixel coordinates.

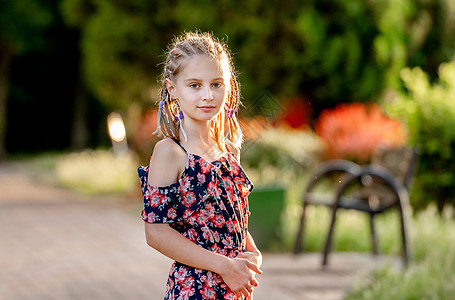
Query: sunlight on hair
[{"left": 221, "top": 57, "right": 231, "bottom": 87}]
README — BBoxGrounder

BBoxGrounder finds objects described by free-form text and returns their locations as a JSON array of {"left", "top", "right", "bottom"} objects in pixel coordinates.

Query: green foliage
[
  {"left": 0, "top": 0, "right": 53, "bottom": 53},
  {"left": 384, "top": 61, "right": 455, "bottom": 211},
  {"left": 345, "top": 206, "right": 455, "bottom": 300},
  {"left": 61, "top": 0, "right": 170, "bottom": 109},
  {"left": 241, "top": 127, "right": 323, "bottom": 187},
  {"left": 59, "top": 0, "right": 455, "bottom": 114}
]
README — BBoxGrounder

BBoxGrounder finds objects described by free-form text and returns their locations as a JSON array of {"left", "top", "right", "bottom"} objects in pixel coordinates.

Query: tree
[
  {"left": 0, "top": 0, "right": 52, "bottom": 160},
  {"left": 61, "top": 0, "right": 174, "bottom": 111},
  {"left": 60, "top": 0, "right": 455, "bottom": 122}
]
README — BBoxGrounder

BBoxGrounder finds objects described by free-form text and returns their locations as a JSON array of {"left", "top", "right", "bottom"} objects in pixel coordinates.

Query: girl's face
[{"left": 166, "top": 55, "right": 228, "bottom": 123}]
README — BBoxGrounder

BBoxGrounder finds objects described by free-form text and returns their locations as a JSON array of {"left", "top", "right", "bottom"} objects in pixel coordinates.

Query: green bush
[
  {"left": 241, "top": 127, "right": 323, "bottom": 251},
  {"left": 62, "top": 0, "right": 455, "bottom": 114},
  {"left": 241, "top": 127, "right": 323, "bottom": 187},
  {"left": 345, "top": 206, "right": 455, "bottom": 300},
  {"left": 384, "top": 61, "right": 455, "bottom": 212}
]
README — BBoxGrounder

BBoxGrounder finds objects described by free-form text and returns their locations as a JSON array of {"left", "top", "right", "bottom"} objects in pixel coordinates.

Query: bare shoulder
[
  {"left": 153, "top": 138, "right": 185, "bottom": 157},
  {"left": 225, "top": 139, "right": 240, "bottom": 159},
  {"left": 148, "top": 138, "right": 187, "bottom": 186}
]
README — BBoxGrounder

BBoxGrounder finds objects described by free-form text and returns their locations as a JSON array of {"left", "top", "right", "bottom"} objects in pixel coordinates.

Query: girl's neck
[
  {"left": 181, "top": 118, "right": 211, "bottom": 142},
  {"left": 180, "top": 119, "right": 225, "bottom": 158}
]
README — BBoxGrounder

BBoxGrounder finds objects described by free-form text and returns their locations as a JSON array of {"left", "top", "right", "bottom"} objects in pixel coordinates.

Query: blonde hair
[{"left": 154, "top": 31, "right": 243, "bottom": 150}]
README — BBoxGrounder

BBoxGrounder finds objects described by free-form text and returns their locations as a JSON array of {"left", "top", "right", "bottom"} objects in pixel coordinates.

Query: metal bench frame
[{"left": 294, "top": 147, "right": 419, "bottom": 266}]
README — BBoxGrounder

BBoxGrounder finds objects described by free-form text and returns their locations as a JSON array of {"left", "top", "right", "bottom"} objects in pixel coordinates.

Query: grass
[
  {"left": 55, "top": 149, "right": 138, "bottom": 194},
  {"left": 275, "top": 175, "right": 403, "bottom": 254},
  {"left": 12, "top": 151, "right": 64, "bottom": 171},
  {"left": 12, "top": 150, "right": 138, "bottom": 195},
  {"left": 345, "top": 206, "right": 455, "bottom": 300}
]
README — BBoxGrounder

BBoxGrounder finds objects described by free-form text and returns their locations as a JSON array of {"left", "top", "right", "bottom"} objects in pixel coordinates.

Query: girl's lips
[{"left": 198, "top": 106, "right": 216, "bottom": 111}]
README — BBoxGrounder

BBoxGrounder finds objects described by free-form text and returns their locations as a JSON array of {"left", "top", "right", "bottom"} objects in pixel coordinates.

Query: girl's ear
[{"left": 165, "top": 78, "right": 176, "bottom": 99}]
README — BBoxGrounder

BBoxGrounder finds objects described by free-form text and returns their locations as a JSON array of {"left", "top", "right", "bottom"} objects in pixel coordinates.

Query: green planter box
[{"left": 248, "top": 185, "right": 285, "bottom": 250}]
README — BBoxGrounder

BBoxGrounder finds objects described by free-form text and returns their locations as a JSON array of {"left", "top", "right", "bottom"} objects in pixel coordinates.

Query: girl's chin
[{"left": 189, "top": 113, "right": 221, "bottom": 123}]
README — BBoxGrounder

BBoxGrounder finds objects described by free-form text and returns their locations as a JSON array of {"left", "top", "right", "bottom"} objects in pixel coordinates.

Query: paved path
[{"left": 0, "top": 162, "right": 393, "bottom": 300}]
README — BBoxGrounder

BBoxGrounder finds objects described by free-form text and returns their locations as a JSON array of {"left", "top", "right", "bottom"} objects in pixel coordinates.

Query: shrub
[
  {"left": 383, "top": 61, "right": 455, "bottom": 212},
  {"left": 315, "top": 103, "right": 407, "bottom": 163},
  {"left": 241, "top": 126, "right": 323, "bottom": 186},
  {"left": 241, "top": 127, "right": 323, "bottom": 251},
  {"left": 345, "top": 205, "right": 455, "bottom": 300}
]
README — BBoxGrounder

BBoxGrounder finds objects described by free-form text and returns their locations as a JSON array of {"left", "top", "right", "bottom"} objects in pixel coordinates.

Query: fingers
[
  {"left": 233, "top": 279, "right": 257, "bottom": 298},
  {"left": 239, "top": 285, "right": 253, "bottom": 298},
  {"left": 237, "top": 251, "right": 261, "bottom": 267},
  {"left": 223, "top": 257, "right": 262, "bottom": 298},
  {"left": 242, "top": 277, "right": 259, "bottom": 297},
  {"left": 250, "top": 276, "right": 259, "bottom": 287},
  {"left": 246, "top": 260, "right": 263, "bottom": 275}
]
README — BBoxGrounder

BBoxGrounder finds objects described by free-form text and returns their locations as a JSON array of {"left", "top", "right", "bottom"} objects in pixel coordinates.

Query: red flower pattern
[{"left": 197, "top": 173, "right": 206, "bottom": 184}]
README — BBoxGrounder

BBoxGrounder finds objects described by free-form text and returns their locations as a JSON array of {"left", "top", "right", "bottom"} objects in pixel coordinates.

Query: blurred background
[{"left": 1, "top": 0, "right": 455, "bottom": 299}]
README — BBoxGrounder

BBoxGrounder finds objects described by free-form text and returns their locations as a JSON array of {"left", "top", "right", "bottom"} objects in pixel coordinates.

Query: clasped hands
[{"left": 219, "top": 250, "right": 263, "bottom": 299}]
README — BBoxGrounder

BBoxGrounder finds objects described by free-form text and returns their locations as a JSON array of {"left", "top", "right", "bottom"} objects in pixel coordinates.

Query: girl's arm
[
  {"left": 145, "top": 223, "right": 261, "bottom": 298},
  {"left": 238, "top": 231, "right": 262, "bottom": 268}
]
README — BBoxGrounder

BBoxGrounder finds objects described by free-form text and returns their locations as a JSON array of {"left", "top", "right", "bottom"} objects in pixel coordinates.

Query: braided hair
[{"left": 154, "top": 31, "right": 243, "bottom": 150}]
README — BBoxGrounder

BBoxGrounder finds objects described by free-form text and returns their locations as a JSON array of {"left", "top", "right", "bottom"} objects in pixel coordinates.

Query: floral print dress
[{"left": 138, "top": 139, "right": 253, "bottom": 299}]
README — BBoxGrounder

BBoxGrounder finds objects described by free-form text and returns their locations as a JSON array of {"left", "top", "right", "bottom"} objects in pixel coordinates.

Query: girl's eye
[
  {"left": 189, "top": 83, "right": 200, "bottom": 88},
  {"left": 212, "top": 82, "right": 223, "bottom": 88}
]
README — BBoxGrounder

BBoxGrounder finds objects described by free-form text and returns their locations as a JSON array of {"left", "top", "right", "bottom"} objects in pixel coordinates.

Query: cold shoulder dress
[{"left": 138, "top": 139, "right": 253, "bottom": 299}]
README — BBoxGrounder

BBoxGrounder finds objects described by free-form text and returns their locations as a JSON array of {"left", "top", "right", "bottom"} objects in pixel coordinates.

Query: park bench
[{"left": 294, "top": 146, "right": 419, "bottom": 266}]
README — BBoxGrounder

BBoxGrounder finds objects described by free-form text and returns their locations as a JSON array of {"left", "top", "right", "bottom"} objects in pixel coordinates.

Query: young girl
[{"left": 138, "top": 32, "right": 262, "bottom": 299}]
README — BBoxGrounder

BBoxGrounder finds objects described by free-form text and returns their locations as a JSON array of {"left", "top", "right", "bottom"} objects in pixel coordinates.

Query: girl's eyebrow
[{"left": 183, "top": 77, "right": 224, "bottom": 82}]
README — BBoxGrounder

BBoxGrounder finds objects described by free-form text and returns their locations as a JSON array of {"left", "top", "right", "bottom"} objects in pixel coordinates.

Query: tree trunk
[
  {"left": 0, "top": 47, "right": 13, "bottom": 161},
  {"left": 70, "top": 73, "right": 88, "bottom": 151}
]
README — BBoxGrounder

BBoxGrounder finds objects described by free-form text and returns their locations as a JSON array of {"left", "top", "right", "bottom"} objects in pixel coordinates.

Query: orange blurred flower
[
  {"left": 239, "top": 116, "right": 268, "bottom": 140},
  {"left": 315, "top": 103, "right": 407, "bottom": 162}
]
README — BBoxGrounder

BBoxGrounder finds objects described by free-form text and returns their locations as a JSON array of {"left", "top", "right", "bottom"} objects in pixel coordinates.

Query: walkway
[{"left": 0, "top": 162, "right": 390, "bottom": 300}]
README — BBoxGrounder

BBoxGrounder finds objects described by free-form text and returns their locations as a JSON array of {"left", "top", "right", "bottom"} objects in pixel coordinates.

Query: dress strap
[{"left": 169, "top": 138, "right": 188, "bottom": 154}]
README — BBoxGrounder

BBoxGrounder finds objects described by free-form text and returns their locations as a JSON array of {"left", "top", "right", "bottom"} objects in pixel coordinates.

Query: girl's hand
[
  {"left": 237, "top": 250, "right": 262, "bottom": 269},
  {"left": 218, "top": 257, "right": 262, "bottom": 299},
  {"left": 236, "top": 250, "right": 262, "bottom": 299}
]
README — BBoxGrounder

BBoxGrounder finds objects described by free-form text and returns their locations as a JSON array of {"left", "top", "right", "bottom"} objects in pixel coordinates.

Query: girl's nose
[{"left": 202, "top": 86, "right": 214, "bottom": 100}]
